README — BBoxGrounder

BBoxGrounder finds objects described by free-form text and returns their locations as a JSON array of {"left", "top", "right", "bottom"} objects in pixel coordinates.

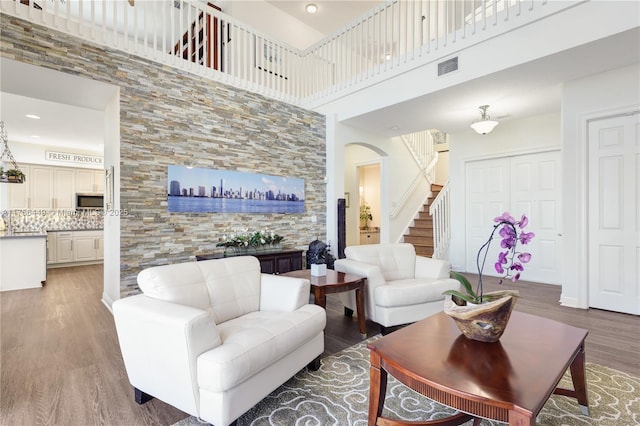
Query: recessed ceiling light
[
  {"left": 306, "top": 3, "right": 318, "bottom": 14},
  {"left": 31, "top": 135, "right": 40, "bottom": 138},
  {"left": 25, "top": 114, "right": 40, "bottom": 119}
]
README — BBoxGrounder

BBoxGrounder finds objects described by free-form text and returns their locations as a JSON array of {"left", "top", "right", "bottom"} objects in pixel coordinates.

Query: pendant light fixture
[
  {"left": 470, "top": 105, "right": 499, "bottom": 135},
  {"left": 0, "top": 121, "right": 25, "bottom": 184}
]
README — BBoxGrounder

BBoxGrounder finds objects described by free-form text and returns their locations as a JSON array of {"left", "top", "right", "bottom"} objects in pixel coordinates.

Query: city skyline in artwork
[{"left": 167, "top": 165, "right": 305, "bottom": 213}]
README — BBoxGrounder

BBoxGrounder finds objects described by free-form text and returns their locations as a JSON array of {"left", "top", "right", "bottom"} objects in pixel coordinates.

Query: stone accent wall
[{"left": 1, "top": 15, "right": 326, "bottom": 295}]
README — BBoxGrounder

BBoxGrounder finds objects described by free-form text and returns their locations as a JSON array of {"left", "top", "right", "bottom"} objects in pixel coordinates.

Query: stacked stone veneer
[{"left": 1, "top": 15, "right": 326, "bottom": 296}]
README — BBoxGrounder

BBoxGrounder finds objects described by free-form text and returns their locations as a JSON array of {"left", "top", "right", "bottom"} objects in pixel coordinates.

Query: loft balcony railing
[{"left": 0, "top": 0, "right": 571, "bottom": 106}]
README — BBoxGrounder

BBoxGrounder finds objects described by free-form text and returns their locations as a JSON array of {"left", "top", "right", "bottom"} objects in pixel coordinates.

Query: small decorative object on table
[
  {"left": 443, "top": 212, "right": 535, "bottom": 342},
  {"left": 307, "top": 239, "right": 334, "bottom": 276},
  {"left": 217, "top": 229, "right": 284, "bottom": 255}
]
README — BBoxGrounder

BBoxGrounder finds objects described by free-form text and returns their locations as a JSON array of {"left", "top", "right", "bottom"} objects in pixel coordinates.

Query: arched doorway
[{"left": 344, "top": 143, "right": 387, "bottom": 247}]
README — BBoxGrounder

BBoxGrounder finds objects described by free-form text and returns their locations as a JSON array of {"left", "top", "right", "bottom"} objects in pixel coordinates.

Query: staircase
[{"left": 403, "top": 184, "right": 443, "bottom": 257}]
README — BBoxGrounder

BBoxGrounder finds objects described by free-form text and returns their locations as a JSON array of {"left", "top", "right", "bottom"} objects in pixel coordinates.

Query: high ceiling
[
  {"left": 1, "top": 1, "right": 638, "bottom": 152},
  {"left": 264, "top": 0, "right": 383, "bottom": 36},
  {"left": 1, "top": 0, "right": 384, "bottom": 153}
]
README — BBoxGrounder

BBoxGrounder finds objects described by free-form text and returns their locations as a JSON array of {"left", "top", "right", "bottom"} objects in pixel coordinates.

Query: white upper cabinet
[
  {"left": 8, "top": 164, "right": 103, "bottom": 209},
  {"left": 76, "top": 169, "right": 104, "bottom": 193}
]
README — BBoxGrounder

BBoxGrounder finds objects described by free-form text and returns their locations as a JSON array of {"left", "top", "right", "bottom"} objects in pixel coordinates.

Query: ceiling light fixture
[
  {"left": 306, "top": 3, "right": 318, "bottom": 14},
  {"left": 470, "top": 105, "right": 499, "bottom": 135},
  {"left": 25, "top": 114, "right": 40, "bottom": 119}
]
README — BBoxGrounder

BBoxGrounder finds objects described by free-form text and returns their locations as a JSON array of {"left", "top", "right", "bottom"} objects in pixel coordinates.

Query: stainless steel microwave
[{"left": 76, "top": 193, "right": 104, "bottom": 210}]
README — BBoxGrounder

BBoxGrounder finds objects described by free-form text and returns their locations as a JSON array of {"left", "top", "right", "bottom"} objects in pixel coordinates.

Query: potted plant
[
  {"left": 359, "top": 203, "right": 373, "bottom": 229},
  {"left": 5, "top": 168, "right": 26, "bottom": 183},
  {"left": 443, "top": 211, "right": 535, "bottom": 342}
]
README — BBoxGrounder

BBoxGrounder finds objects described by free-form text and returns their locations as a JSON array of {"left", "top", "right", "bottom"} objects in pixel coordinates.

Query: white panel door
[
  {"left": 510, "top": 152, "right": 561, "bottom": 284},
  {"left": 465, "top": 151, "right": 561, "bottom": 284},
  {"left": 588, "top": 113, "right": 640, "bottom": 315},
  {"left": 465, "top": 158, "right": 510, "bottom": 275}
]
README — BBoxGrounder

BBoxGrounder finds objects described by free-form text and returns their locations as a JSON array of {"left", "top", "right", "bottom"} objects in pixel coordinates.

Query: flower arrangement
[
  {"left": 359, "top": 203, "right": 373, "bottom": 228},
  {"left": 217, "top": 229, "right": 284, "bottom": 248},
  {"left": 444, "top": 212, "right": 535, "bottom": 304}
]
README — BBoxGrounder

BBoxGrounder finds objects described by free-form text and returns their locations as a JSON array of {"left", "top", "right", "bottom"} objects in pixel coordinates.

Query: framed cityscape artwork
[{"left": 167, "top": 165, "right": 305, "bottom": 214}]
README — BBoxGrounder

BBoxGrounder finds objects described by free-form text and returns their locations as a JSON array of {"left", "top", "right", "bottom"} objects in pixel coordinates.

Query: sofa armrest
[
  {"left": 113, "top": 294, "right": 220, "bottom": 416},
  {"left": 260, "top": 274, "right": 310, "bottom": 312},
  {"left": 334, "top": 259, "right": 386, "bottom": 289},
  {"left": 414, "top": 256, "right": 451, "bottom": 279}
]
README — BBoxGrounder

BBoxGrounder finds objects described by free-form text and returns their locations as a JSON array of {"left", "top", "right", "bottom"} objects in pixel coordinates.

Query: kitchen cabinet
[
  {"left": 76, "top": 169, "right": 104, "bottom": 194},
  {"left": 7, "top": 170, "right": 29, "bottom": 208},
  {"left": 359, "top": 229, "right": 380, "bottom": 245},
  {"left": 29, "top": 166, "right": 54, "bottom": 209},
  {"left": 53, "top": 168, "right": 76, "bottom": 209},
  {"left": 54, "top": 232, "right": 74, "bottom": 263},
  {"left": 8, "top": 164, "right": 53, "bottom": 209},
  {"left": 8, "top": 164, "right": 101, "bottom": 210},
  {"left": 0, "top": 234, "right": 47, "bottom": 292},
  {"left": 47, "top": 232, "right": 56, "bottom": 263},
  {"left": 48, "top": 230, "right": 103, "bottom": 266},
  {"left": 73, "top": 230, "right": 103, "bottom": 262}
]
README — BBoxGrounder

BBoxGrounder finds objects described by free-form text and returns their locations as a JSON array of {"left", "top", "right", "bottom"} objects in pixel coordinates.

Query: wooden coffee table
[
  {"left": 283, "top": 269, "right": 367, "bottom": 338},
  {"left": 367, "top": 311, "right": 589, "bottom": 426}
]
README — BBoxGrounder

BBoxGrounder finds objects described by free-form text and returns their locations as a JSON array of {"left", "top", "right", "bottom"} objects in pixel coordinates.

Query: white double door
[
  {"left": 465, "top": 151, "right": 561, "bottom": 285},
  {"left": 588, "top": 112, "right": 639, "bottom": 315}
]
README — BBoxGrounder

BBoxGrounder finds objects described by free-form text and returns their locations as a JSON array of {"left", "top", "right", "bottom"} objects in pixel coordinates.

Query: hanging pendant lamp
[{"left": 470, "top": 105, "right": 499, "bottom": 135}]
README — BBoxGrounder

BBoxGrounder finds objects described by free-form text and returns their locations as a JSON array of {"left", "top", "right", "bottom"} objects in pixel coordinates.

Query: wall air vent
[{"left": 437, "top": 57, "right": 458, "bottom": 76}]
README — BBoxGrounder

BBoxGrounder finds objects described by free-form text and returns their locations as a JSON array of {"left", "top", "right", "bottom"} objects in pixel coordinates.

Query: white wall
[
  {"left": 560, "top": 64, "right": 640, "bottom": 309},
  {"left": 448, "top": 112, "right": 561, "bottom": 272},
  {"left": 331, "top": 122, "right": 426, "bottom": 250}
]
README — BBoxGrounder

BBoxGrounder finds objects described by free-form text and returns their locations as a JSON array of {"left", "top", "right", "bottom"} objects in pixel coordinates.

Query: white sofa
[
  {"left": 334, "top": 243, "right": 461, "bottom": 333},
  {"left": 113, "top": 256, "right": 326, "bottom": 426}
]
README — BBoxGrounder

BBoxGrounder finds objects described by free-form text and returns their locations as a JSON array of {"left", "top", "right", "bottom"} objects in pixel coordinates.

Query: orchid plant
[{"left": 444, "top": 212, "right": 535, "bottom": 304}]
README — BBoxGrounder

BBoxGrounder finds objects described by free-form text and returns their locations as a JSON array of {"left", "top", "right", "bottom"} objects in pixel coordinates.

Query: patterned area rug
[{"left": 173, "top": 337, "right": 640, "bottom": 426}]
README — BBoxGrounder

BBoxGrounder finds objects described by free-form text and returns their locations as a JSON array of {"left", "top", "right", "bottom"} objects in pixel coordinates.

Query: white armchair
[
  {"left": 334, "top": 243, "right": 461, "bottom": 333},
  {"left": 113, "top": 256, "right": 326, "bottom": 426}
]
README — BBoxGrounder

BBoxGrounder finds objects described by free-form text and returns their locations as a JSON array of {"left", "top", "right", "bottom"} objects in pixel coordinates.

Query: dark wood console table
[{"left": 196, "top": 249, "right": 303, "bottom": 274}]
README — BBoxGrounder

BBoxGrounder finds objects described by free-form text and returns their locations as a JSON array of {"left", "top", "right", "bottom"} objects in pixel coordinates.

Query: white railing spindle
[{"left": 1, "top": 0, "right": 556, "bottom": 106}]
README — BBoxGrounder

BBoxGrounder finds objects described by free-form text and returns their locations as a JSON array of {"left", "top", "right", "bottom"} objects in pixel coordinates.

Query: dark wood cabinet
[
  {"left": 196, "top": 249, "right": 303, "bottom": 275},
  {"left": 256, "top": 249, "right": 303, "bottom": 274}
]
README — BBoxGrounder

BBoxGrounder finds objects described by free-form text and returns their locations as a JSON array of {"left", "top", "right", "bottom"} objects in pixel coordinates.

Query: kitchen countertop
[
  {"left": 47, "top": 228, "right": 104, "bottom": 232},
  {"left": 0, "top": 229, "right": 103, "bottom": 239},
  {"left": 0, "top": 231, "right": 47, "bottom": 239}
]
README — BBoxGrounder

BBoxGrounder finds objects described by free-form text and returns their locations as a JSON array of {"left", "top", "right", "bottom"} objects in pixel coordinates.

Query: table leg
[
  {"left": 553, "top": 343, "right": 590, "bottom": 416},
  {"left": 569, "top": 343, "right": 590, "bottom": 415},
  {"left": 508, "top": 409, "right": 534, "bottom": 426},
  {"left": 355, "top": 282, "right": 367, "bottom": 339},
  {"left": 313, "top": 287, "right": 327, "bottom": 309},
  {"left": 368, "top": 351, "right": 387, "bottom": 426}
]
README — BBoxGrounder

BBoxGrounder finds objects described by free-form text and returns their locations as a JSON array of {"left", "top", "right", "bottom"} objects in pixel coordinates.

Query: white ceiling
[{"left": 264, "top": 0, "right": 383, "bottom": 36}]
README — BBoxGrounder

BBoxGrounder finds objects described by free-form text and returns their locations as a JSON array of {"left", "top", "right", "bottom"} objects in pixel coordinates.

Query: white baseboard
[
  {"left": 560, "top": 295, "right": 579, "bottom": 308},
  {"left": 102, "top": 292, "right": 115, "bottom": 314}
]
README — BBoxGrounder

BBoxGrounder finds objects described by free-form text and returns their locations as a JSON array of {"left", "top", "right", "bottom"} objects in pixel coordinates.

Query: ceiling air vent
[{"left": 437, "top": 57, "right": 458, "bottom": 76}]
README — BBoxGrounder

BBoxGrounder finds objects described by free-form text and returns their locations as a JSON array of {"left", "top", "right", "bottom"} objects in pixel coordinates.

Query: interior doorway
[{"left": 357, "top": 162, "right": 381, "bottom": 245}]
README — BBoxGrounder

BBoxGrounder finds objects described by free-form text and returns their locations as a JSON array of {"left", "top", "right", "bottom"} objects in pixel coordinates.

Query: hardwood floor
[{"left": 1, "top": 265, "right": 638, "bottom": 425}]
